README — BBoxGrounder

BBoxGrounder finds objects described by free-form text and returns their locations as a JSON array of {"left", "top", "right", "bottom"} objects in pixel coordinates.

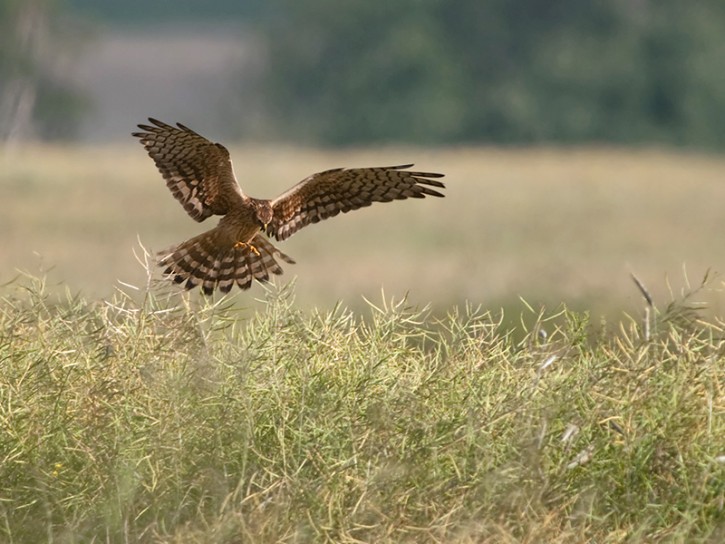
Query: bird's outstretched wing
[
  {"left": 267, "top": 164, "right": 445, "bottom": 241},
  {"left": 133, "top": 118, "right": 245, "bottom": 222}
]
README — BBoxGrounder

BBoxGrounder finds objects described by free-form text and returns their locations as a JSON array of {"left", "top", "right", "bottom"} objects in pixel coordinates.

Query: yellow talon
[{"left": 234, "top": 241, "right": 261, "bottom": 256}]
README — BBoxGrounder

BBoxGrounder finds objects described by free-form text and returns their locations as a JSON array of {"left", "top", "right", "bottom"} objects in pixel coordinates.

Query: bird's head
[{"left": 253, "top": 200, "right": 274, "bottom": 230}]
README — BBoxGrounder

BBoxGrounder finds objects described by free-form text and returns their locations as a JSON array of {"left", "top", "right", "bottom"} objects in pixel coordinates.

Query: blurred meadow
[{"left": 3, "top": 143, "right": 725, "bottom": 320}]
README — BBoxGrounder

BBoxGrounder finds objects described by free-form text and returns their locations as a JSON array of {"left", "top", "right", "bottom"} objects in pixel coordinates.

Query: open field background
[{"left": 2, "top": 144, "right": 725, "bottom": 321}]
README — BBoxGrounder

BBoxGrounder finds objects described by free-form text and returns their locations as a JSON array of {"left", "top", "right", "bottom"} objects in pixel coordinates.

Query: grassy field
[
  {"left": 0, "top": 275, "right": 723, "bottom": 542},
  {"left": 1, "top": 144, "right": 724, "bottom": 541},
  {"left": 3, "top": 144, "right": 725, "bottom": 319}
]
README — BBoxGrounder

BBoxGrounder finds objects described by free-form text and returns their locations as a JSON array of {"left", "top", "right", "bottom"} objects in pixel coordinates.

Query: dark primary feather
[
  {"left": 133, "top": 118, "right": 244, "bottom": 222},
  {"left": 267, "top": 164, "right": 445, "bottom": 241}
]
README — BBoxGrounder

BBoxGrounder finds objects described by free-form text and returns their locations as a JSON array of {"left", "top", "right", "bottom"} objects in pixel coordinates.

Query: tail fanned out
[{"left": 159, "top": 230, "right": 295, "bottom": 295}]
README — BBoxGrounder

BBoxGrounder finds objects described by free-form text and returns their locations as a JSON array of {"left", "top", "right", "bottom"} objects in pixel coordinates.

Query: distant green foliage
[
  {"left": 1, "top": 276, "right": 723, "bottom": 542},
  {"left": 13, "top": 1, "right": 725, "bottom": 146},
  {"left": 258, "top": 0, "right": 725, "bottom": 147}
]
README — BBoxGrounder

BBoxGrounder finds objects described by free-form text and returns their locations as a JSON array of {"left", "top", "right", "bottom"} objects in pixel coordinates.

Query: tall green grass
[{"left": 0, "top": 272, "right": 723, "bottom": 542}]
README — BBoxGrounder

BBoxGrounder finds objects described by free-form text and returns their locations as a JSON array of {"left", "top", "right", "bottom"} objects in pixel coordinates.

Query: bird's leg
[{"left": 233, "top": 241, "right": 261, "bottom": 256}]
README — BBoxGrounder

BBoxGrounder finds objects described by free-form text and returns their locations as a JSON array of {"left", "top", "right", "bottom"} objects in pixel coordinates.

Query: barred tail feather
[{"left": 158, "top": 230, "right": 295, "bottom": 294}]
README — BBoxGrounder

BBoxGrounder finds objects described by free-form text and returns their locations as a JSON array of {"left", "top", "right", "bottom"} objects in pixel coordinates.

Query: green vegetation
[
  {"left": 9, "top": 1, "right": 725, "bottom": 147},
  {"left": 1, "top": 272, "right": 723, "bottom": 542},
  {"left": 258, "top": 1, "right": 725, "bottom": 147}
]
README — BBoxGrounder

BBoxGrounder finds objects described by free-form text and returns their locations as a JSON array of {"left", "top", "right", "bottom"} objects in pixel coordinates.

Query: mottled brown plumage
[{"left": 133, "top": 118, "right": 445, "bottom": 294}]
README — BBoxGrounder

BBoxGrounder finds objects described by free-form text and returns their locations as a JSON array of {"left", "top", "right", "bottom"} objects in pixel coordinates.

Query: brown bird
[{"left": 133, "top": 118, "right": 445, "bottom": 295}]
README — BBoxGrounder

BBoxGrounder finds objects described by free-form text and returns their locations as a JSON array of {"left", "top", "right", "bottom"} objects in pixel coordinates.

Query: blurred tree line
[
  {"left": 258, "top": 0, "right": 725, "bottom": 147},
  {"left": 4, "top": 0, "right": 725, "bottom": 147}
]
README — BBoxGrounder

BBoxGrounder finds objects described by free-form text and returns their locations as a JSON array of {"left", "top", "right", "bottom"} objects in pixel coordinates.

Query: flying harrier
[{"left": 133, "top": 118, "right": 445, "bottom": 294}]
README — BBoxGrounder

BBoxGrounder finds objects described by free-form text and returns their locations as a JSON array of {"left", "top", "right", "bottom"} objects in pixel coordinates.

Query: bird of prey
[{"left": 133, "top": 118, "right": 445, "bottom": 294}]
